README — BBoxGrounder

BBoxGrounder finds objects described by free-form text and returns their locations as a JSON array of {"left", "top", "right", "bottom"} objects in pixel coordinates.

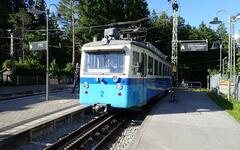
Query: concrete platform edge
[{"left": 0, "top": 105, "right": 91, "bottom": 149}]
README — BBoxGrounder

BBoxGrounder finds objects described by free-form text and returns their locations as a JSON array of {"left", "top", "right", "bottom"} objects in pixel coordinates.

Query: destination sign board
[
  {"left": 180, "top": 40, "right": 208, "bottom": 52},
  {"left": 29, "top": 41, "right": 47, "bottom": 51}
]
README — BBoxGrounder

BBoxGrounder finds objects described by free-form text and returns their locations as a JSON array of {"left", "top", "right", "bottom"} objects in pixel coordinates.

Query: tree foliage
[
  {"left": 0, "top": 0, "right": 237, "bottom": 86},
  {"left": 50, "top": 59, "right": 60, "bottom": 76},
  {"left": 77, "top": 0, "right": 149, "bottom": 43}
]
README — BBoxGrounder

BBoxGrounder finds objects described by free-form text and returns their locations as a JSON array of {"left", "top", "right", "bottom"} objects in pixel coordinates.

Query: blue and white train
[{"left": 80, "top": 28, "right": 172, "bottom": 111}]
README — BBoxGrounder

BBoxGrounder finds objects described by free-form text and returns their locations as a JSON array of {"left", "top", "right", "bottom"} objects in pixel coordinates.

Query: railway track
[{"left": 45, "top": 112, "right": 127, "bottom": 150}]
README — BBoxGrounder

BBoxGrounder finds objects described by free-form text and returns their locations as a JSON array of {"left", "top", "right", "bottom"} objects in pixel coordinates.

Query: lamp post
[
  {"left": 210, "top": 11, "right": 240, "bottom": 100},
  {"left": 210, "top": 41, "right": 222, "bottom": 75},
  {"left": 223, "top": 57, "right": 227, "bottom": 76},
  {"left": 29, "top": 3, "right": 61, "bottom": 101},
  {"left": 210, "top": 11, "right": 232, "bottom": 100},
  {"left": 231, "top": 14, "right": 240, "bottom": 98}
]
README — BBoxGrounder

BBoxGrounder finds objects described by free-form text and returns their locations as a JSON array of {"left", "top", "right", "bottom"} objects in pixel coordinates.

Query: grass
[
  {"left": 191, "top": 88, "right": 209, "bottom": 92},
  {"left": 207, "top": 92, "right": 240, "bottom": 122}
]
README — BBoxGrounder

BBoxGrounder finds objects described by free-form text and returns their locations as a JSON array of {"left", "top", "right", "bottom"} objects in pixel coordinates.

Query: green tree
[
  {"left": 122, "top": 0, "right": 149, "bottom": 20},
  {"left": 77, "top": 0, "right": 149, "bottom": 43},
  {"left": 147, "top": 12, "right": 172, "bottom": 58},
  {"left": 8, "top": 8, "right": 33, "bottom": 59},
  {"left": 50, "top": 59, "right": 60, "bottom": 76},
  {"left": 63, "top": 63, "right": 74, "bottom": 76},
  {"left": 15, "top": 56, "right": 45, "bottom": 75}
]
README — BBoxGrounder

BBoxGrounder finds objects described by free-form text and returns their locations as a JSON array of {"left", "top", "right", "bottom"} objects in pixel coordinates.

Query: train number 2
[{"left": 100, "top": 91, "right": 104, "bottom": 97}]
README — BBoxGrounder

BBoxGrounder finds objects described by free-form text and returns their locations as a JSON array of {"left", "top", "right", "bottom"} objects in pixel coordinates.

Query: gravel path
[{"left": 105, "top": 119, "right": 142, "bottom": 150}]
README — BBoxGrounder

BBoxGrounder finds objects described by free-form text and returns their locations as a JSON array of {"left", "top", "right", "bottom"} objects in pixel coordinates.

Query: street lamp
[
  {"left": 29, "top": 3, "right": 62, "bottom": 101},
  {"left": 210, "top": 11, "right": 240, "bottom": 100},
  {"left": 210, "top": 41, "right": 223, "bottom": 75},
  {"left": 209, "top": 10, "right": 231, "bottom": 100},
  {"left": 223, "top": 57, "right": 227, "bottom": 76}
]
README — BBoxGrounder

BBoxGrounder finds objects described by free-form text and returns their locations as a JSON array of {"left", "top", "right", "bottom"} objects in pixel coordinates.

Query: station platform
[
  {"left": 131, "top": 90, "right": 240, "bottom": 150},
  {"left": 0, "top": 84, "right": 72, "bottom": 100},
  {"left": 0, "top": 90, "right": 89, "bottom": 149}
]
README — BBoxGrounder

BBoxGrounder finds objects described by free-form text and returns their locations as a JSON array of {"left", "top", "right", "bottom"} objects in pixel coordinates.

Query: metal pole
[
  {"left": 46, "top": 8, "right": 49, "bottom": 101},
  {"left": 10, "top": 33, "right": 14, "bottom": 59},
  {"left": 71, "top": 0, "right": 75, "bottom": 65},
  {"left": 232, "top": 22, "right": 236, "bottom": 98},
  {"left": 223, "top": 57, "right": 227, "bottom": 76},
  {"left": 228, "top": 16, "right": 232, "bottom": 100},
  {"left": 220, "top": 43, "right": 222, "bottom": 76},
  {"left": 223, "top": 58, "right": 225, "bottom": 76}
]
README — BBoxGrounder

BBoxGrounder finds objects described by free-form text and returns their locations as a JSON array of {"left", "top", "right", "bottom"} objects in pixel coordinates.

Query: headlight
[
  {"left": 112, "top": 76, "right": 119, "bottom": 83},
  {"left": 116, "top": 83, "right": 123, "bottom": 90},
  {"left": 83, "top": 82, "right": 89, "bottom": 88}
]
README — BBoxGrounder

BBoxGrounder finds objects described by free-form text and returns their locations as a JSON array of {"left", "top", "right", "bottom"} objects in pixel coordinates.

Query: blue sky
[{"left": 46, "top": 0, "right": 240, "bottom": 32}]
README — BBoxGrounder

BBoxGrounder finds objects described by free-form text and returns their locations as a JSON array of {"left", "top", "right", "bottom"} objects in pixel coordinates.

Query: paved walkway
[
  {"left": 0, "top": 91, "right": 79, "bottom": 132},
  {"left": 131, "top": 91, "right": 240, "bottom": 150}
]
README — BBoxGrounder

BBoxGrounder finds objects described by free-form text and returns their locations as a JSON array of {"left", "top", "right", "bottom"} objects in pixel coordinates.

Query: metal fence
[
  {"left": 16, "top": 75, "right": 46, "bottom": 85},
  {"left": 209, "top": 74, "right": 239, "bottom": 101}
]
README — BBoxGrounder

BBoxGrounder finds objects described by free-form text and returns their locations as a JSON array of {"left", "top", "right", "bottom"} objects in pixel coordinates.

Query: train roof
[{"left": 82, "top": 40, "right": 167, "bottom": 61}]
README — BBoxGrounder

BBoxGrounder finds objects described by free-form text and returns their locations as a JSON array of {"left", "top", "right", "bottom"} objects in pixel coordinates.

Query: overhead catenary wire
[{"left": 0, "top": 9, "right": 170, "bottom": 33}]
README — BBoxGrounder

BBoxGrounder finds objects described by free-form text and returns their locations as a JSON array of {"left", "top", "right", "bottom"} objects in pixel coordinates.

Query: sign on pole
[
  {"left": 29, "top": 41, "right": 47, "bottom": 51},
  {"left": 179, "top": 40, "right": 208, "bottom": 52}
]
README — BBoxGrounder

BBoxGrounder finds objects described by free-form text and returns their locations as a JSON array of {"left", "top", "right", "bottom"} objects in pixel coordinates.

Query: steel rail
[
  {"left": 92, "top": 117, "right": 127, "bottom": 150},
  {"left": 44, "top": 112, "right": 111, "bottom": 150},
  {"left": 62, "top": 114, "right": 116, "bottom": 150}
]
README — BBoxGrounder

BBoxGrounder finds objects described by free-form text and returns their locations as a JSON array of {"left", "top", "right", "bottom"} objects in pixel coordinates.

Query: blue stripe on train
[
  {"left": 80, "top": 77, "right": 129, "bottom": 85},
  {"left": 80, "top": 77, "right": 171, "bottom": 108}
]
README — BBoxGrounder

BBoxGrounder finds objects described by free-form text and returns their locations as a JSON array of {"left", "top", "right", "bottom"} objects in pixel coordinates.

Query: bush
[
  {"left": 207, "top": 68, "right": 220, "bottom": 76},
  {"left": 15, "top": 57, "right": 45, "bottom": 75},
  {"left": 63, "top": 63, "right": 74, "bottom": 76},
  {"left": 50, "top": 59, "right": 60, "bottom": 77},
  {"left": 2, "top": 60, "right": 12, "bottom": 69}
]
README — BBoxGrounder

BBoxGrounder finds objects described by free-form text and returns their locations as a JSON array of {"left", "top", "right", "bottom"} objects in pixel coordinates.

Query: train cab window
[
  {"left": 84, "top": 51, "right": 125, "bottom": 74},
  {"left": 148, "top": 56, "right": 153, "bottom": 75},
  {"left": 154, "top": 59, "right": 158, "bottom": 76},
  {"left": 132, "top": 51, "right": 140, "bottom": 75}
]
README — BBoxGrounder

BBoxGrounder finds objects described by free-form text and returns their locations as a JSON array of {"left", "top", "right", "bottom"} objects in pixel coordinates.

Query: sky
[{"left": 46, "top": 0, "right": 240, "bottom": 34}]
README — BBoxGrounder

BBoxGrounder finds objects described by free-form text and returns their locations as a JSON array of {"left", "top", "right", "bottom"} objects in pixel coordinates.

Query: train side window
[
  {"left": 139, "top": 53, "right": 144, "bottom": 76},
  {"left": 165, "top": 65, "right": 167, "bottom": 76},
  {"left": 132, "top": 51, "right": 140, "bottom": 75},
  {"left": 148, "top": 56, "right": 153, "bottom": 75},
  {"left": 168, "top": 67, "right": 171, "bottom": 76},
  {"left": 154, "top": 59, "right": 158, "bottom": 76},
  {"left": 158, "top": 61, "right": 162, "bottom": 76},
  {"left": 159, "top": 62, "right": 162, "bottom": 76},
  {"left": 144, "top": 54, "right": 147, "bottom": 76},
  {"left": 162, "top": 64, "right": 165, "bottom": 76},
  {"left": 167, "top": 67, "right": 169, "bottom": 76}
]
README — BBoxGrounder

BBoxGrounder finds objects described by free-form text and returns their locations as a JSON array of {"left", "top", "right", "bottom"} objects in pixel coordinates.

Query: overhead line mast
[{"left": 170, "top": 0, "right": 179, "bottom": 86}]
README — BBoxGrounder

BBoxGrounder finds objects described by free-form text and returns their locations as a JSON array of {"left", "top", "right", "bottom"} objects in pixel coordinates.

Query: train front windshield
[{"left": 84, "top": 51, "right": 125, "bottom": 74}]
